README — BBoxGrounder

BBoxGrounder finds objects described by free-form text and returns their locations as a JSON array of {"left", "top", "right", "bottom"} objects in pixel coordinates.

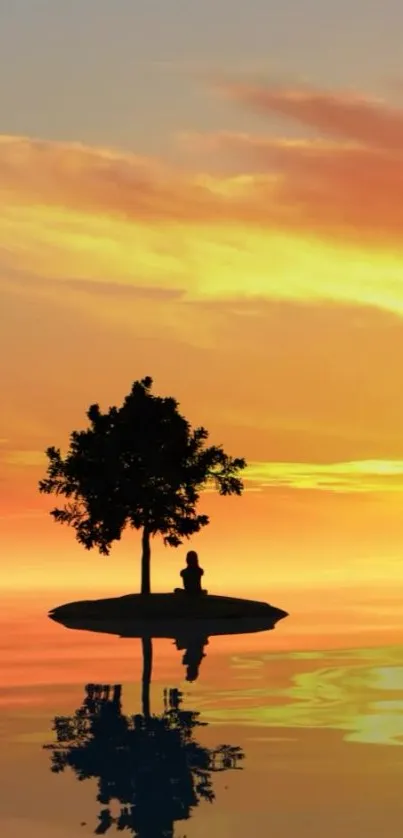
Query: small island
[
  {"left": 49, "top": 592, "right": 288, "bottom": 634},
  {"left": 40, "top": 377, "right": 288, "bottom": 626}
]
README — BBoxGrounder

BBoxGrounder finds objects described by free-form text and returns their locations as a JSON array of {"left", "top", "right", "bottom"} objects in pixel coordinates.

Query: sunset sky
[{"left": 2, "top": 0, "right": 403, "bottom": 601}]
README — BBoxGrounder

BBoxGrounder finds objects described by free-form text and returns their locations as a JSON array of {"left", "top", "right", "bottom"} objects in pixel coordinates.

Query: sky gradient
[{"left": 2, "top": 1, "right": 403, "bottom": 607}]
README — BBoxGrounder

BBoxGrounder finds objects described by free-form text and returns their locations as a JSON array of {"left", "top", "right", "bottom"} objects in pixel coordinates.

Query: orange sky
[{"left": 2, "top": 78, "right": 403, "bottom": 600}]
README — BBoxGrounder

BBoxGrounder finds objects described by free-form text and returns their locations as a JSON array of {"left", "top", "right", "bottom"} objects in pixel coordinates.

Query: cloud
[
  {"left": 0, "top": 135, "right": 165, "bottom": 218},
  {"left": 3, "top": 78, "right": 403, "bottom": 325},
  {"left": 218, "top": 80, "right": 403, "bottom": 150},
  {"left": 3, "top": 116, "right": 403, "bottom": 251},
  {"left": 179, "top": 79, "right": 403, "bottom": 249},
  {"left": 0, "top": 133, "right": 239, "bottom": 224},
  {"left": 3, "top": 272, "right": 184, "bottom": 301},
  {"left": 244, "top": 460, "right": 403, "bottom": 494},
  {"left": 58, "top": 279, "right": 185, "bottom": 300},
  {"left": 179, "top": 130, "right": 403, "bottom": 248}
]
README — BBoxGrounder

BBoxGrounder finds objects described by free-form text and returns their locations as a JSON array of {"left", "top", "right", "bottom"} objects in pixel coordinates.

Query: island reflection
[{"left": 44, "top": 635, "right": 244, "bottom": 836}]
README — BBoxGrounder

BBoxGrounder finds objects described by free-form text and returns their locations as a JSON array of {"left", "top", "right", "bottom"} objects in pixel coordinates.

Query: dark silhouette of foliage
[
  {"left": 44, "top": 679, "right": 244, "bottom": 838},
  {"left": 39, "top": 376, "right": 246, "bottom": 593}
]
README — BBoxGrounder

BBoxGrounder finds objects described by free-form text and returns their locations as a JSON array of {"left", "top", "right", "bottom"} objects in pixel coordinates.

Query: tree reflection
[{"left": 44, "top": 640, "right": 244, "bottom": 837}]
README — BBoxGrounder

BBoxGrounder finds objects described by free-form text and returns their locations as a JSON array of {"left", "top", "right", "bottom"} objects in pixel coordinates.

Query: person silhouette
[{"left": 179, "top": 551, "right": 205, "bottom": 595}]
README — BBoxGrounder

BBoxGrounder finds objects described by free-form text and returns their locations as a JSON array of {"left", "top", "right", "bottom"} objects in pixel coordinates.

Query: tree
[{"left": 39, "top": 376, "right": 246, "bottom": 594}]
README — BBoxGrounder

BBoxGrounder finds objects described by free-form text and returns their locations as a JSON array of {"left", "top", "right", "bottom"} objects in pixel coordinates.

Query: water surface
[{"left": 1, "top": 590, "right": 403, "bottom": 837}]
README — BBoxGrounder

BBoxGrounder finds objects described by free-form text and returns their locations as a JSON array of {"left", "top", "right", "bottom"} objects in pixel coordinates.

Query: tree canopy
[{"left": 39, "top": 376, "right": 246, "bottom": 593}]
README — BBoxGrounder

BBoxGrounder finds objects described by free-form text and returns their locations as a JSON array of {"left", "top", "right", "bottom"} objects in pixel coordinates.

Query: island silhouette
[
  {"left": 44, "top": 636, "right": 244, "bottom": 836},
  {"left": 39, "top": 376, "right": 288, "bottom": 622}
]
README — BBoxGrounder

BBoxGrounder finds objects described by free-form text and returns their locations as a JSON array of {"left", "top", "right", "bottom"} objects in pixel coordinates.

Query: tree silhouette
[
  {"left": 44, "top": 676, "right": 244, "bottom": 838},
  {"left": 39, "top": 376, "right": 246, "bottom": 594}
]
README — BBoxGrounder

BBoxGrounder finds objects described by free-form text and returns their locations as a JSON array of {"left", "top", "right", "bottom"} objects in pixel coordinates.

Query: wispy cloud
[
  {"left": 217, "top": 80, "right": 403, "bottom": 149},
  {"left": 4, "top": 272, "right": 185, "bottom": 301},
  {"left": 244, "top": 460, "right": 403, "bottom": 493}
]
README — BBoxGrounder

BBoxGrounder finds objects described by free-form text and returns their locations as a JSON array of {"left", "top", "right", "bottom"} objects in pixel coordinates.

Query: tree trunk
[
  {"left": 141, "top": 636, "right": 153, "bottom": 719},
  {"left": 141, "top": 526, "right": 151, "bottom": 595}
]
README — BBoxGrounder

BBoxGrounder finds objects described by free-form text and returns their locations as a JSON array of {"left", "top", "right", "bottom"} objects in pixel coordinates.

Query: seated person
[{"left": 175, "top": 550, "right": 206, "bottom": 595}]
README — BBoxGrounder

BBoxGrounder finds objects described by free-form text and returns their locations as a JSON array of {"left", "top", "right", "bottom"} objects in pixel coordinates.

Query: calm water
[{"left": 1, "top": 590, "right": 403, "bottom": 837}]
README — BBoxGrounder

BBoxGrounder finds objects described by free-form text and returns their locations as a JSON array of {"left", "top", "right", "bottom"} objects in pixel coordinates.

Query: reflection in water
[
  {"left": 174, "top": 635, "right": 209, "bottom": 682},
  {"left": 44, "top": 639, "right": 244, "bottom": 837},
  {"left": 203, "top": 648, "right": 403, "bottom": 747},
  {"left": 49, "top": 611, "right": 286, "bottom": 684}
]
